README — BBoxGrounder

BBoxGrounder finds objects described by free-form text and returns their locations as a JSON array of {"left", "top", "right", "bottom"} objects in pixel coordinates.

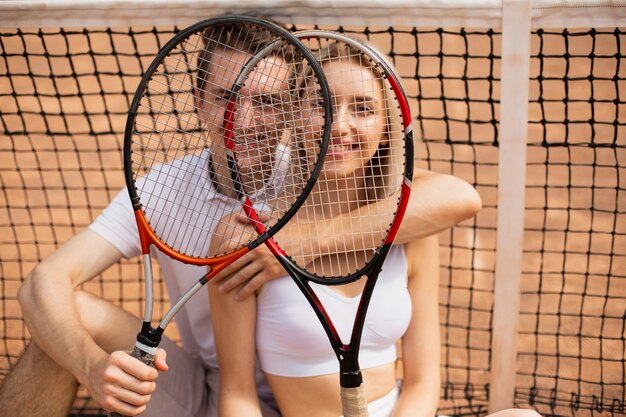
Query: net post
[{"left": 489, "top": 0, "right": 532, "bottom": 413}]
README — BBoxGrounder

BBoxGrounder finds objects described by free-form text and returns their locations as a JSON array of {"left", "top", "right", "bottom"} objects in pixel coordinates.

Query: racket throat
[
  {"left": 339, "top": 367, "right": 363, "bottom": 388},
  {"left": 137, "top": 321, "right": 164, "bottom": 348},
  {"left": 337, "top": 348, "right": 363, "bottom": 388}
]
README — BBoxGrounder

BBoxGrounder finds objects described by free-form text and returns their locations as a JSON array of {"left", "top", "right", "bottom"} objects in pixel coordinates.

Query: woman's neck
[{"left": 307, "top": 167, "right": 368, "bottom": 218}]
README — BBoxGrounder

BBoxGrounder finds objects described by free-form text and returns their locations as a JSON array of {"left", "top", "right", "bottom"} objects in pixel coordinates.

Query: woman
[
  {"left": 209, "top": 40, "right": 439, "bottom": 417},
  {"left": 209, "top": 41, "right": 537, "bottom": 417}
]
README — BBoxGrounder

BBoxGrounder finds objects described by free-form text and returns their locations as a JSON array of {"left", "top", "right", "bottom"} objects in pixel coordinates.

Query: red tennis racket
[
  {"left": 110, "top": 16, "right": 331, "bottom": 417},
  {"left": 269, "top": 30, "right": 414, "bottom": 417}
]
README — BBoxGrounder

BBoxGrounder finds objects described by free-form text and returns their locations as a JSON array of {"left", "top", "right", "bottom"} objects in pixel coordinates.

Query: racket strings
[
  {"left": 136, "top": 31, "right": 215, "bottom": 255},
  {"left": 130, "top": 22, "right": 328, "bottom": 259},
  {"left": 273, "top": 37, "right": 407, "bottom": 280}
]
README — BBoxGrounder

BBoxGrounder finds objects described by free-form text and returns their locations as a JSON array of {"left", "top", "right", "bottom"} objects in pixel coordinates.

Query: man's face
[{"left": 196, "top": 47, "right": 292, "bottom": 176}]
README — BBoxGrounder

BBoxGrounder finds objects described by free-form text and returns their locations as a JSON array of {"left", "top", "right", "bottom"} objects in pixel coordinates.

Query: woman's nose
[{"left": 331, "top": 103, "right": 351, "bottom": 137}]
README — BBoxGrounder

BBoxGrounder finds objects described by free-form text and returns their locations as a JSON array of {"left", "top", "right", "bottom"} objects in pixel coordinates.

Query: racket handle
[
  {"left": 341, "top": 385, "right": 369, "bottom": 417},
  {"left": 128, "top": 343, "right": 156, "bottom": 366},
  {"left": 107, "top": 344, "right": 156, "bottom": 417}
]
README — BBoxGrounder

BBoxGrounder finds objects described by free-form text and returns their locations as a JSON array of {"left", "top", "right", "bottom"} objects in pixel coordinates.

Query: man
[{"left": 0, "top": 23, "right": 482, "bottom": 417}]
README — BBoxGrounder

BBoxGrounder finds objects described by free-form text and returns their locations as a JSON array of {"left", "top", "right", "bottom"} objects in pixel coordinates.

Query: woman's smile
[{"left": 325, "top": 138, "right": 360, "bottom": 160}]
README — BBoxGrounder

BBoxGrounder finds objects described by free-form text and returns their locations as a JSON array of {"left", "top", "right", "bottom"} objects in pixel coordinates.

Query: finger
[
  {"left": 211, "top": 256, "right": 251, "bottom": 285},
  {"left": 153, "top": 348, "right": 169, "bottom": 372},
  {"left": 234, "top": 272, "right": 269, "bottom": 301},
  {"left": 237, "top": 210, "right": 270, "bottom": 224},
  {"left": 103, "top": 365, "right": 157, "bottom": 397},
  {"left": 103, "top": 396, "right": 147, "bottom": 417},
  {"left": 111, "top": 351, "right": 159, "bottom": 383},
  {"left": 218, "top": 261, "right": 261, "bottom": 294},
  {"left": 234, "top": 261, "right": 286, "bottom": 301},
  {"left": 111, "top": 385, "right": 153, "bottom": 408}
]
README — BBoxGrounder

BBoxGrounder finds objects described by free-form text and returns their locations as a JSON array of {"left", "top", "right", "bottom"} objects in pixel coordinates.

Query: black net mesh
[{"left": 0, "top": 24, "right": 623, "bottom": 417}]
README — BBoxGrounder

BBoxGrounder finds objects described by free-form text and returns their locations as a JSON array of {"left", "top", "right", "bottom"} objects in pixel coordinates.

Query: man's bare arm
[
  {"left": 212, "top": 169, "right": 481, "bottom": 299},
  {"left": 19, "top": 229, "right": 124, "bottom": 380},
  {"left": 17, "top": 229, "right": 165, "bottom": 415},
  {"left": 366, "top": 168, "right": 482, "bottom": 242}
]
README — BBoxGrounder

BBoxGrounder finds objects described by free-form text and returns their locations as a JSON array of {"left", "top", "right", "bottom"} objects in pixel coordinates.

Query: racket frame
[
  {"left": 122, "top": 15, "right": 331, "bottom": 351},
  {"left": 272, "top": 30, "right": 415, "bottom": 415}
]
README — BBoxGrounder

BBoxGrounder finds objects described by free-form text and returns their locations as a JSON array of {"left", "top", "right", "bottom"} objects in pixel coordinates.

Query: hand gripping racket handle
[
  {"left": 341, "top": 385, "right": 368, "bottom": 416},
  {"left": 108, "top": 342, "right": 157, "bottom": 417}
]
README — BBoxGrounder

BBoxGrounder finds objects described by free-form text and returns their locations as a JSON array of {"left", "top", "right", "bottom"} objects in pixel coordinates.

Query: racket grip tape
[
  {"left": 128, "top": 342, "right": 157, "bottom": 367},
  {"left": 107, "top": 343, "right": 157, "bottom": 417},
  {"left": 340, "top": 385, "right": 369, "bottom": 417}
]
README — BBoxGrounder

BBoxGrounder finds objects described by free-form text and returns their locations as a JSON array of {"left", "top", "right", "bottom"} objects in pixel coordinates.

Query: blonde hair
[{"left": 315, "top": 40, "right": 406, "bottom": 202}]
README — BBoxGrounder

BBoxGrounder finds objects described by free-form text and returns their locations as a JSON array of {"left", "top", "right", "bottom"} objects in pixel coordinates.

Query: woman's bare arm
[
  {"left": 392, "top": 236, "right": 442, "bottom": 417},
  {"left": 208, "top": 219, "right": 264, "bottom": 417},
  {"left": 212, "top": 168, "right": 481, "bottom": 300}
]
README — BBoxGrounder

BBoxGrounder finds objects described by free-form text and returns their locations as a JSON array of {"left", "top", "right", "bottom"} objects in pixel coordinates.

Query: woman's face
[{"left": 302, "top": 59, "right": 388, "bottom": 180}]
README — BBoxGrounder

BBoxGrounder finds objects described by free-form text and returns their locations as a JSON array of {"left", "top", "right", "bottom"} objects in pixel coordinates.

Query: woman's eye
[{"left": 355, "top": 104, "right": 375, "bottom": 115}]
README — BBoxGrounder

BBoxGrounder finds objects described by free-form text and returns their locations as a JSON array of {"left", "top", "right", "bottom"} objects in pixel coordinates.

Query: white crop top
[{"left": 256, "top": 245, "right": 411, "bottom": 377}]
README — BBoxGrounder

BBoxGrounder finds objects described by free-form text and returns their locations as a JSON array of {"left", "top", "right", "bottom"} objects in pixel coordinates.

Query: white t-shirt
[
  {"left": 90, "top": 148, "right": 282, "bottom": 402},
  {"left": 89, "top": 149, "right": 240, "bottom": 370},
  {"left": 89, "top": 145, "right": 289, "bottom": 403},
  {"left": 90, "top": 184, "right": 276, "bottom": 404},
  {"left": 92, "top": 186, "right": 220, "bottom": 366}
]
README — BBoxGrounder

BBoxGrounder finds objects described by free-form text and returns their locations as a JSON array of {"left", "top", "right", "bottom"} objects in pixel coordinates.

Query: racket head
[
  {"left": 124, "top": 16, "right": 331, "bottom": 264},
  {"left": 278, "top": 30, "right": 414, "bottom": 285}
]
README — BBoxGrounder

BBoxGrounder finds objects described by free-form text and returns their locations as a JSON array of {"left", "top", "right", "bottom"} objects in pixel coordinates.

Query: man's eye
[
  {"left": 258, "top": 95, "right": 279, "bottom": 106},
  {"left": 212, "top": 90, "right": 233, "bottom": 101},
  {"left": 207, "top": 94, "right": 226, "bottom": 103}
]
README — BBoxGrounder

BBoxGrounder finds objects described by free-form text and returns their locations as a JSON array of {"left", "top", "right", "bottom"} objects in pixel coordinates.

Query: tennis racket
[
  {"left": 110, "top": 16, "right": 331, "bottom": 417},
  {"left": 270, "top": 31, "right": 414, "bottom": 417}
]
